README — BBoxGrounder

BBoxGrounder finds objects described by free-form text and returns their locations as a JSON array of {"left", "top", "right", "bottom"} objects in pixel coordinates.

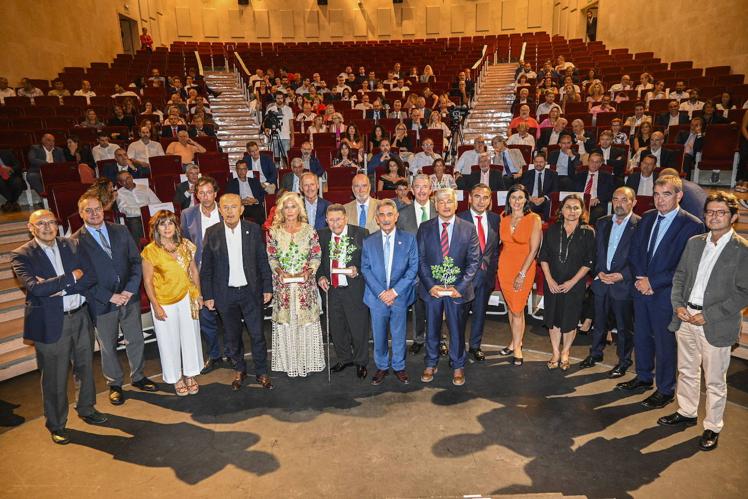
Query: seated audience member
[
  {"left": 492, "top": 136, "right": 526, "bottom": 183},
  {"left": 391, "top": 123, "right": 413, "bottom": 152},
  {"left": 409, "top": 138, "right": 442, "bottom": 175},
  {"left": 455, "top": 137, "right": 487, "bottom": 175},
  {"left": 570, "top": 119, "right": 594, "bottom": 157},
  {"left": 27, "top": 133, "right": 66, "bottom": 194},
  {"left": 307, "top": 114, "right": 327, "bottom": 139},
  {"left": 639, "top": 131, "right": 677, "bottom": 168},
  {"left": 127, "top": 126, "right": 165, "bottom": 169},
  {"left": 108, "top": 104, "right": 136, "bottom": 135},
  {"left": 635, "top": 72, "right": 654, "bottom": 98},
  {"left": 73, "top": 80, "right": 96, "bottom": 104},
  {"left": 458, "top": 152, "right": 505, "bottom": 191},
  {"left": 609, "top": 75, "right": 633, "bottom": 95},
  {"left": 379, "top": 157, "right": 408, "bottom": 191},
  {"left": 645, "top": 80, "right": 668, "bottom": 106},
  {"left": 225, "top": 159, "right": 265, "bottom": 224},
  {"left": 140, "top": 101, "right": 164, "bottom": 122},
  {"left": 0, "top": 77, "right": 16, "bottom": 103},
  {"left": 354, "top": 93, "right": 373, "bottom": 112},
  {"left": 715, "top": 91, "right": 736, "bottom": 118},
  {"left": 509, "top": 105, "right": 540, "bottom": 134},
  {"left": 554, "top": 55, "right": 574, "bottom": 73},
  {"left": 668, "top": 80, "right": 688, "bottom": 101},
  {"left": 429, "top": 159, "right": 457, "bottom": 190},
  {"left": 393, "top": 179, "right": 412, "bottom": 211},
  {"left": 589, "top": 95, "right": 616, "bottom": 116},
  {"left": 111, "top": 83, "right": 140, "bottom": 100},
  {"left": 116, "top": 171, "right": 161, "bottom": 241},
  {"left": 521, "top": 152, "right": 557, "bottom": 220},
  {"left": 594, "top": 130, "right": 628, "bottom": 179},
  {"left": 700, "top": 101, "right": 729, "bottom": 127},
  {"left": 623, "top": 101, "right": 652, "bottom": 134},
  {"left": 405, "top": 108, "right": 427, "bottom": 132},
  {"left": 368, "top": 125, "right": 388, "bottom": 154},
  {"left": 161, "top": 115, "right": 187, "bottom": 137},
  {"left": 16, "top": 77, "right": 43, "bottom": 98},
  {"left": 586, "top": 81, "right": 606, "bottom": 105},
  {"left": 656, "top": 99, "right": 690, "bottom": 129},
  {"left": 548, "top": 134, "right": 579, "bottom": 190},
  {"left": 173, "top": 163, "right": 201, "bottom": 210},
  {"left": 538, "top": 107, "right": 562, "bottom": 129},
  {"left": 48, "top": 79, "right": 71, "bottom": 100},
  {"left": 574, "top": 152, "right": 615, "bottom": 225},
  {"left": 511, "top": 88, "right": 534, "bottom": 115},
  {"left": 332, "top": 143, "right": 359, "bottom": 169},
  {"left": 86, "top": 177, "right": 117, "bottom": 211},
  {"left": 280, "top": 157, "right": 306, "bottom": 193},
  {"left": 427, "top": 112, "right": 451, "bottom": 149},
  {"left": 517, "top": 61, "right": 537, "bottom": 80},
  {"left": 626, "top": 153, "right": 659, "bottom": 196},
  {"left": 369, "top": 139, "right": 395, "bottom": 173},
  {"left": 242, "top": 141, "right": 277, "bottom": 192},
  {"left": 64, "top": 135, "right": 96, "bottom": 183},
  {"left": 102, "top": 148, "right": 150, "bottom": 183},
  {"left": 166, "top": 130, "right": 207, "bottom": 167},
  {"left": 676, "top": 117, "right": 705, "bottom": 175},
  {"left": 188, "top": 115, "right": 216, "bottom": 138},
  {"left": 332, "top": 73, "right": 352, "bottom": 94},
  {"left": 294, "top": 141, "right": 324, "bottom": 176},
  {"left": 389, "top": 99, "right": 408, "bottom": 120},
  {"left": 660, "top": 168, "right": 707, "bottom": 222},
  {"left": 536, "top": 90, "right": 562, "bottom": 117},
  {"left": 633, "top": 121, "right": 653, "bottom": 153},
  {"left": 91, "top": 133, "right": 120, "bottom": 163},
  {"left": 609, "top": 118, "right": 629, "bottom": 145},
  {"left": 537, "top": 118, "right": 568, "bottom": 153},
  {"left": 342, "top": 124, "right": 365, "bottom": 153},
  {"left": 679, "top": 89, "right": 705, "bottom": 118},
  {"left": 0, "top": 149, "right": 24, "bottom": 211},
  {"left": 79, "top": 109, "right": 106, "bottom": 130},
  {"left": 507, "top": 123, "right": 536, "bottom": 148}
]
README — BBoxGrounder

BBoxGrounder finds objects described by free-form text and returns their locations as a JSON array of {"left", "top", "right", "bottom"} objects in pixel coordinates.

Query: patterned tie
[
  {"left": 384, "top": 234, "right": 392, "bottom": 289},
  {"left": 359, "top": 203, "right": 366, "bottom": 227},
  {"left": 96, "top": 228, "right": 112, "bottom": 258},
  {"left": 584, "top": 173, "right": 594, "bottom": 195},
  {"left": 647, "top": 215, "right": 665, "bottom": 263},
  {"left": 476, "top": 216, "right": 486, "bottom": 253},
  {"left": 440, "top": 222, "right": 450, "bottom": 258},
  {"left": 331, "top": 235, "right": 340, "bottom": 288}
]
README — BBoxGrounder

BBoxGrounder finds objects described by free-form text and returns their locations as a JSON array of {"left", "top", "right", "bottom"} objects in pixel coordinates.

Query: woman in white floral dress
[{"left": 267, "top": 192, "right": 325, "bottom": 376}]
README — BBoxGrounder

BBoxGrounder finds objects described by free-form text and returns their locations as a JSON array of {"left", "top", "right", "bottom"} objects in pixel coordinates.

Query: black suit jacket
[
  {"left": 641, "top": 147, "right": 677, "bottom": 168},
  {"left": 316, "top": 225, "right": 368, "bottom": 297},
  {"left": 625, "top": 172, "right": 659, "bottom": 193},
  {"left": 457, "top": 170, "right": 506, "bottom": 192},
  {"left": 591, "top": 213, "right": 640, "bottom": 300},
  {"left": 655, "top": 112, "right": 689, "bottom": 127},
  {"left": 675, "top": 131, "right": 704, "bottom": 156},
  {"left": 72, "top": 223, "right": 142, "bottom": 318},
  {"left": 173, "top": 180, "right": 195, "bottom": 209},
  {"left": 225, "top": 177, "right": 265, "bottom": 202},
  {"left": 11, "top": 237, "right": 96, "bottom": 344},
  {"left": 592, "top": 146, "right": 627, "bottom": 176},
  {"left": 160, "top": 125, "right": 187, "bottom": 138},
  {"left": 521, "top": 168, "right": 559, "bottom": 199},
  {"left": 574, "top": 170, "right": 615, "bottom": 204},
  {"left": 404, "top": 118, "right": 426, "bottom": 130},
  {"left": 27, "top": 144, "right": 66, "bottom": 170},
  {"left": 456, "top": 210, "right": 500, "bottom": 289},
  {"left": 200, "top": 220, "right": 272, "bottom": 309},
  {"left": 366, "top": 109, "right": 386, "bottom": 121},
  {"left": 536, "top": 128, "right": 564, "bottom": 152},
  {"left": 188, "top": 126, "right": 216, "bottom": 138},
  {"left": 548, "top": 149, "right": 580, "bottom": 178},
  {"left": 0, "top": 149, "right": 21, "bottom": 175}
]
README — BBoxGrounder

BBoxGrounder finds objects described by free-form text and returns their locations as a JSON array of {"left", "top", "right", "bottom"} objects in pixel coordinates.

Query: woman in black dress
[{"left": 539, "top": 194, "right": 595, "bottom": 371}]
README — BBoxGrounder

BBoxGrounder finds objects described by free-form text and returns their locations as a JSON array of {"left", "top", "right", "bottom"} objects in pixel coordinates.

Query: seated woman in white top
[
  {"left": 427, "top": 112, "right": 451, "bottom": 149},
  {"left": 429, "top": 159, "right": 457, "bottom": 190}
]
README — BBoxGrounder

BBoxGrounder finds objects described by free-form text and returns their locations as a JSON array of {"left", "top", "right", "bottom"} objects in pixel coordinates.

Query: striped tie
[{"left": 440, "top": 222, "right": 449, "bottom": 258}]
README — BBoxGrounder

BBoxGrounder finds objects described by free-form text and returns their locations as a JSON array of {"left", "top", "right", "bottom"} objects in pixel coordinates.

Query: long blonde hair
[{"left": 272, "top": 192, "right": 308, "bottom": 228}]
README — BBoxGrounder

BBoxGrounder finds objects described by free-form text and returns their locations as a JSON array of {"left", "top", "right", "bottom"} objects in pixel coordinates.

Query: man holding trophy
[
  {"left": 417, "top": 188, "right": 481, "bottom": 386},
  {"left": 317, "top": 205, "right": 370, "bottom": 379}
]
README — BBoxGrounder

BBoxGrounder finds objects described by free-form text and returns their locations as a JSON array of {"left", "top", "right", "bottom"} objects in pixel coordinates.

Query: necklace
[
  {"left": 558, "top": 224, "right": 577, "bottom": 263},
  {"left": 510, "top": 215, "right": 523, "bottom": 233}
]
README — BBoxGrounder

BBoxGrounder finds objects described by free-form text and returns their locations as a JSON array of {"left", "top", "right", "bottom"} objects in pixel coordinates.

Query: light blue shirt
[
  {"left": 556, "top": 152, "right": 569, "bottom": 176},
  {"left": 38, "top": 240, "right": 85, "bottom": 311},
  {"left": 85, "top": 223, "right": 110, "bottom": 253},
  {"left": 305, "top": 198, "right": 317, "bottom": 228},
  {"left": 381, "top": 228, "right": 396, "bottom": 288},
  {"left": 606, "top": 213, "right": 632, "bottom": 270},
  {"left": 648, "top": 207, "right": 679, "bottom": 257},
  {"left": 438, "top": 216, "right": 455, "bottom": 248}
]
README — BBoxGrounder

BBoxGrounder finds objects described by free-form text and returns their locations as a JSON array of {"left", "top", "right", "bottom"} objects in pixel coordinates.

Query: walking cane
[{"left": 325, "top": 287, "right": 331, "bottom": 384}]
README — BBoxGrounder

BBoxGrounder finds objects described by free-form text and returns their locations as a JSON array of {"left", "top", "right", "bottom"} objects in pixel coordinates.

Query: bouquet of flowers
[
  {"left": 330, "top": 235, "right": 356, "bottom": 268},
  {"left": 278, "top": 241, "right": 307, "bottom": 275},
  {"left": 430, "top": 256, "right": 460, "bottom": 291}
]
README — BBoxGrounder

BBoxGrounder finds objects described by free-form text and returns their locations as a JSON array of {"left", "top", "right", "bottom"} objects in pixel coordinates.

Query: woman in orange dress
[{"left": 498, "top": 184, "right": 542, "bottom": 366}]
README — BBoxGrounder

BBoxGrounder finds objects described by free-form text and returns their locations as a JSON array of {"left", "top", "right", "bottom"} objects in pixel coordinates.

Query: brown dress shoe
[
  {"left": 394, "top": 370, "right": 409, "bottom": 384},
  {"left": 256, "top": 374, "right": 274, "bottom": 390},
  {"left": 452, "top": 368, "right": 465, "bottom": 386},
  {"left": 420, "top": 367, "right": 438, "bottom": 383},
  {"left": 371, "top": 369, "right": 388, "bottom": 385},
  {"left": 231, "top": 372, "right": 247, "bottom": 391}
]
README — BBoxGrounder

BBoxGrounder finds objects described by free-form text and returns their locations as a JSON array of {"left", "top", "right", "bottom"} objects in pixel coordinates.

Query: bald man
[
  {"left": 344, "top": 174, "right": 379, "bottom": 233},
  {"left": 11, "top": 210, "right": 107, "bottom": 445},
  {"left": 27, "top": 133, "right": 66, "bottom": 193}
]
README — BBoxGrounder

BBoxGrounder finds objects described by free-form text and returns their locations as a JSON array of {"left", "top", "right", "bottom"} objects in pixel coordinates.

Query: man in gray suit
[
  {"left": 27, "top": 133, "right": 65, "bottom": 194},
  {"left": 397, "top": 174, "right": 436, "bottom": 354},
  {"left": 658, "top": 192, "right": 748, "bottom": 452}
]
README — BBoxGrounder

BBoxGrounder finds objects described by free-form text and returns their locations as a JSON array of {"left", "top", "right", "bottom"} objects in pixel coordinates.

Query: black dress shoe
[
  {"left": 132, "top": 377, "right": 158, "bottom": 392},
  {"left": 438, "top": 342, "right": 449, "bottom": 357},
  {"left": 578, "top": 355, "right": 600, "bottom": 369},
  {"left": 79, "top": 410, "right": 108, "bottom": 425},
  {"left": 699, "top": 430, "right": 719, "bottom": 451},
  {"left": 469, "top": 348, "right": 485, "bottom": 362},
  {"left": 608, "top": 364, "right": 628, "bottom": 379},
  {"left": 371, "top": 369, "right": 388, "bottom": 385},
  {"left": 200, "top": 358, "right": 222, "bottom": 375},
  {"left": 499, "top": 347, "right": 514, "bottom": 356},
  {"left": 657, "top": 412, "right": 697, "bottom": 427},
  {"left": 641, "top": 391, "right": 674, "bottom": 409},
  {"left": 51, "top": 430, "right": 70, "bottom": 445},
  {"left": 356, "top": 365, "right": 368, "bottom": 379},
  {"left": 409, "top": 342, "right": 423, "bottom": 355},
  {"left": 109, "top": 386, "right": 124, "bottom": 405},
  {"left": 615, "top": 378, "right": 654, "bottom": 392},
  {"left": 331, "top": 362, "right": 353, "bottom": 373}
]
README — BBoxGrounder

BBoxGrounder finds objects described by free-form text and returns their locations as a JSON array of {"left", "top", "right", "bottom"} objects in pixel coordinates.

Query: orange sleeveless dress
[{"left": 498, "top": 213, "right": 540, "bottom": 313}]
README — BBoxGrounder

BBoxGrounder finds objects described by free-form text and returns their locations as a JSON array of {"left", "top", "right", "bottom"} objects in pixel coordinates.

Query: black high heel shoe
[
  {"left": 499, "top": 347, "right": 514, "bottom": 356},
  {"left": 512, "top": 356, "right": 524, "bottom": 367}
]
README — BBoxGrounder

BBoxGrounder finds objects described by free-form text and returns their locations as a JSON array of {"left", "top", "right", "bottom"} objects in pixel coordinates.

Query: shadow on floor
[{"left": 0, "top": 399, "right": 25, "bottom": 427}]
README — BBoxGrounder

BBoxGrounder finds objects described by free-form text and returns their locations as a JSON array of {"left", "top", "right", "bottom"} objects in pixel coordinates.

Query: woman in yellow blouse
[{"left": 141, "top": 210, "right": 204, "bottom": 396}]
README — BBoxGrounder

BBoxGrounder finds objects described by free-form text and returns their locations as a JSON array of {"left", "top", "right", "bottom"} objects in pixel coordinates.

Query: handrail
[
  {"left": 234, "top": 51, "right": 251, "bottom": 76},
  {"left": 193, "top": 51, "right": 204, "bottom": 76},
  {"left": 519, "top": 42, "right": 527, "bottom": 63},
  {"left": 471, "top": 44, "right": 488, "bottom": 71}
]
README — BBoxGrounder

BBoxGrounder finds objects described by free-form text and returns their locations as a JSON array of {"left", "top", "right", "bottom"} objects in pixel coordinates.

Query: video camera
[
  {"left": 450, "top": 105, "right": 469, "bottom": 124},
  {"left": 263, "top": 110, "right": 283, "bottom": 131}
]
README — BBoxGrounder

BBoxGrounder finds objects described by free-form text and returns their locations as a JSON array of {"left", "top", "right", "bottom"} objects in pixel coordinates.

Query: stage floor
[{"left": 1, "top": 317, "right": 747, "bottom": 498}]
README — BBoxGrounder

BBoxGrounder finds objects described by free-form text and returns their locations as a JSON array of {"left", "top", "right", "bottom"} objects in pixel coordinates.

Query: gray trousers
[
  {"left": 95, "top": 300, "right": 145, "bottom": 387},
  {"left": 35, "top": 307, "right": 96, "bottom": 432}
]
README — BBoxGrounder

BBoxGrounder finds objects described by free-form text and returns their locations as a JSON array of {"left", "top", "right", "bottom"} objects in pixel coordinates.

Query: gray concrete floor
[{"left": 1, "top": 314, "right": 747, "bottom": 498}]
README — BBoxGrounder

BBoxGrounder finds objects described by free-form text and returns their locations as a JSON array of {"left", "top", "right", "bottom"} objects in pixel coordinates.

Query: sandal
[
  {"left": 547, "top": 358, "right": 560, "bottom": 370},
  {"left": 559, "top": 359, "right": 571, "bottom": 371},
  {"left": 499, "top": 347, "right": 514, "bottom": 356},
  {"left": 513, "top": 356, "right": 524, "bottom": 367},
  {"left": 174, "top": 378, "right": 189, "bottom": 397},
  {"left": 185, "top": 376, "right": 199, "bottom": 395}
]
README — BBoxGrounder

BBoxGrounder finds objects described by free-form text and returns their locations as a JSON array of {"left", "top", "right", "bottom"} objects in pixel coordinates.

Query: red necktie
[
  {"left": 331, "top": 236, "right": 340, "bottom": 288},
  {"left": 584, "top": 173, "right": 594, "bottom": 195},
  {"left": 440, "top": 222, "right": 449, "bottom": 258},
  {"left": 476, "top": 216, "right": 486, "bottom": 253}
]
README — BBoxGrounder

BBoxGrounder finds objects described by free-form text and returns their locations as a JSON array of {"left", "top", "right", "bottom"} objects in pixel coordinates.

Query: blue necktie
[
  {"left": 503, "top": 151, "right": 512, "bottom": 176},
  {"left": 647, "top": 215, "right": 665, "bottom": 263},
  {"left": 359, "top": 204, "right": 366, "bottom": 228},
  {"left": 384, "top": 234, "right": 391, "bottom": 289}
]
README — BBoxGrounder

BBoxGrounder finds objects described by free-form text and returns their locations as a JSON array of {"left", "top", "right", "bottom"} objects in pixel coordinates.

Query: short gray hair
[
  {"left": 376, "top": 198, "right": 398, "bottom": 213},
  {"left": 434, "top": 188, "right": 457, "bottom": 204}
]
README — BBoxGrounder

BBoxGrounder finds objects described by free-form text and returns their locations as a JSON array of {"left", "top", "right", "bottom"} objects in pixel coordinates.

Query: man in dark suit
[
  {"left": 586, "top": 10, "right": 597, "bottom": 41},
  {"left": 548, "top": 134, "right": 579, "bottom": 190},
  {"left": 594, "top": 130, "right": 628, "bottom": 180},
  {"left": 536, "top": 118, "right": 568, "bottom": 153},
  {"left": 27, "top": 133, "right": 66, "bottom": 193},
  {"left": 0, "top": 148, "right": 25, "bottom": 211},
  {"left": 280, "top": 157, "right": 305, "bottom": 193},
  {"left": 242, "top": 140, "right": 278, "bottom": 190},
  {"left": 639, "top": 132, "right": 677, "bottom": 168},
  {"left": 658, "top": 192, "right": 748, "bottom": 451},
  {"left": 300, "top": 172, "right": 329, "bottom": 230},
  {"left": 101, "top": 148, "right": 150, "bottom": 184},
  {"left": 188, "top": 116, "right": 216, "bottom": 138},
  {"left": 294, "top": 141, "right": 324, "bottom": 176},
  {"left": 655, "top": 100, "right": 689, "bottom": 128},
  {"left": 418, "top": 188, "right": 481, "bottom": 386},
  {"left": 173, "top": 164, "right": 200, "bottom": 210},
  {"left": 457, "top": 184, "right": 499, "bottom": 361},
  {"left": 574, "top": 152, "right": 615, "bottom": 225},
  {"left": 660, "top": 168, "right": 707, "bottom": 222},
  {"left": 675, "top": 117, "right": 704, "bottom": 175},
  {"left": 11, "top": 210, "right": 107, "bottom": 444},
  {"left": 396, "top": 174, "right": 435, "bottom": 354},
  {"left": 317, "top": 204, "right": 370, "bottom": 378},
  {"left": 405, "top": 108, "right": 427, "bottom": 131},
  {"left": 200, "top": 193, "right": 274, "bottom": 391},
  {"left": 365, "top": 100, "right": 386, "bottom": 121},
  {"left": 580, "top": 186, "right": 640, "bottom": 377},
  {"left": 160, "top": 116, "right": 187, "bottom": 138},
  {"left": 619, "top": 174, "right": 704, "bottom": 410},
  {"left": 73, "top": 194, "right": 158, "bottom": 406},
  {"left": 225, "top": 159, "right": 265, "bottom": 224},
  {"left": 625, "top": 154, "right": 659, "bottom": 196},
  {"left": 457, "top": 152, "right": 506, "bottom": 192},
  {"left": 521, "top": 152, "right": 558, "bottom": 220},
  {"left": 180, "top": 176, "right": 225, "bottom": 373}
]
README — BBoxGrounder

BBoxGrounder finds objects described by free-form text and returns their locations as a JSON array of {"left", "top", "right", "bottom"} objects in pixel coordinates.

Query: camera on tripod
[
  {"left": 450, "top": 105, "right": 469, "bottom": 124},
  {"left": 263, "top": 110, "right": 283, "bottom": 131}
]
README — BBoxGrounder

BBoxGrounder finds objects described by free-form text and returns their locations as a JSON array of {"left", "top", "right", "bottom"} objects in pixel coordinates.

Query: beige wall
[{"left": 597, "top": 0, "right": 748, "bottom": 77}]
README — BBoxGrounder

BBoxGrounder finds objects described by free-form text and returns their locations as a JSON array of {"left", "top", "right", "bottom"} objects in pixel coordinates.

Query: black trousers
[
  {"left": 591, "top": 290, "right": 634, "bottom": 367},
  {"left": 327, "top": 285, "right": 369, "bottom": 366},
  {"left": 215, "top": 286, "right": 268, "bottom": 376},
  {"left": 0, "top": 174, "right": 25, "bottom": 203}
]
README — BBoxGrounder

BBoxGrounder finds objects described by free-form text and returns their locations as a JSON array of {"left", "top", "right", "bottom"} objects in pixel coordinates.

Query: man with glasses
[
  {"left": 454, "top": 136, "right": 486, "bottom": 176},
  {"left": 11, "top": 210, "right": 107, "bottom": 444},
  {"left": 655, "top": 99, "right": 690, "bottom": 130}
]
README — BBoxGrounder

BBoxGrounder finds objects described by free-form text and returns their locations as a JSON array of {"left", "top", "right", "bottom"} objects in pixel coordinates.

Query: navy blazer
[
  {"left": 27, "top": 145, "right": 65, "bottom": 170},
  {"left": 590, "top": 213, "right": 640, "bottom": 300},
  {"left": 173, "top": 181, "right": 195, "bottom": 210},
  {"left": 457, "top": 170, "right": 506, "bottom": 192},
  {"left": 11, "top": 237, "right": 96, "bottom": 344},
  {"left": 361, "top": 229, "right": 419, "bottom": 310},
  {"left": 200, "top": 220, "right": 272, "bottom": 309},
  {"left": 241, "top": 153, "right": 278, "bottom": 185},
  {"left": 456, "top": 210, "right": 500, "bottom": 288},
  {"left": 225, "top": 177, "right": 266, "bottom": 203},
  {"left": 548, "top": 149, "right": 580, "bottom": 178},
  {"left": 655, "top": 112, "right": 689, "bottom": 128},
  {"left": 305, "top": 197, "right": 331, "bottom": 230},
  {"left": 101, "top": 163, "right": 150, "bottom": 184},
  {"left": 180, "top": 204, "right": 222, "bottom": 268},
  {"left": 679, "top": 179, "right": 707, "bottom": 222},
  {"left": 573, "top": 170, "right": 615, "bottom": 204},
  {"left": 72, "top": 223, "right": 142, "bottom": 318},
  {"left": 625, "top": 172, "right": 659, "bottom": 193},
  {"left": 417, "top": 217, "right": 481, "bottom": 304},
  {"left": 0, "top": 149, "right": 21, "bottom": 174},
  {"left": 160, "top": 125, "right": 187, "bottom": 138},
  {"left": 640, "top": 147, "right": 677, "bottom": 168},
  {"left": 628, "top": 208, "right": 704, "bottom": 299},
  {"left": 317, "top": 225, "right": 368, "bottom": 296},
  {"left": 521, "top": 168, "right": 558, "bottom": 199}
]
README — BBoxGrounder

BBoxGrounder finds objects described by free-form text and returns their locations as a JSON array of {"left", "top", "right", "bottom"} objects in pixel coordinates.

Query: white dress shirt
[
  {"left": 532, "top": 169, "right": 546, "bottom": 198},
  {"left": 225, "top": 223, "right": 248, "bottom": 287},
  {"left": 44, "top": 147, "right": 54, "bottom": 163},
  {"left": 116, "top": 185, "right": 161, "bottom": 217},
  {"left": 92, "top": 143, "right": 119, "bottom": 163},
  {"left": 410, "top": 152, "right": 441, "bottom": 175},
  {"left": 250, "top": 157, "right": 267, "bottom": 184},
  {"left": 414, "top": 201, "right": 430, "bottom": 227},
  {"left": 330, "top": 225, "right": 349, "bottom": 287},
  {"left": 456, "top": 149, "right": 480, "bottom": 175},
  {"left": 688, "top": 229, "right": 733, "bottom": 306},
  {"left": 38, "top": 240, "right": 84, "bottom": 311},
  {"left": 200, "top": 205, "right": 220, "bottom": 239},
  {"left": 127, "top": 139, "right": 165, "bottom": 166},
  {"left": 637, "top": 174, "right": 654, "bottom": 196},
  {"left": 507, "top": 133, "right": 535, "bottom": 148}
]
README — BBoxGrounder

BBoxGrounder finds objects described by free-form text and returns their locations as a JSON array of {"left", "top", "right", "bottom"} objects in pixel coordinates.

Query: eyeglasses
[
  {"left": 704, "top": 209, "right": 731, "bottom": 217},
  {"left": 32, "top": 220, "right": 58, "bottom": 229}
]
